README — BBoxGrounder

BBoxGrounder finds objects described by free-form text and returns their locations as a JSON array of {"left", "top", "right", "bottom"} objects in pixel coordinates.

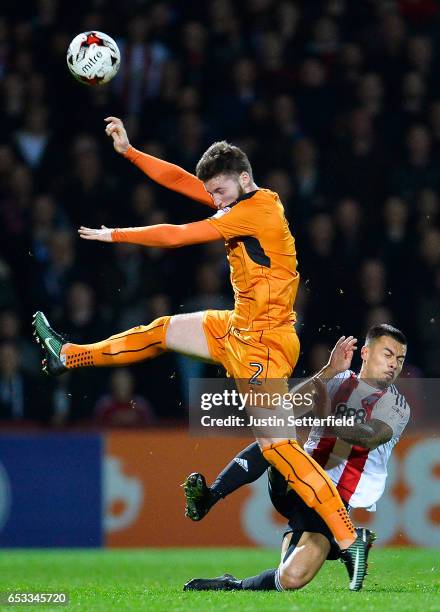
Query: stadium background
[{"left": 0, "top": 0, "right": 439, "bottom": 550}]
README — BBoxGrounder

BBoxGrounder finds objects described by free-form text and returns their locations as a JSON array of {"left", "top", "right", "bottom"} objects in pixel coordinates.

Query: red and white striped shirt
[{"left": 304, "top": 370, "right": 410, "bottom": 510}]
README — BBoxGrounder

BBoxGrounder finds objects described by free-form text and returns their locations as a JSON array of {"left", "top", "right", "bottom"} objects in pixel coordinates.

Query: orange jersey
[
  {"left": 119, "top": 148, "right": 299, "bottom": 331},
  {"left": 207, "top": 189, "right": 299, "bottom": 331}
]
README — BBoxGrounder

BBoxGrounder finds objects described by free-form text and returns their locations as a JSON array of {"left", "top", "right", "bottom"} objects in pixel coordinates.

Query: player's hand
[
  {"left": 78, "top": 225, "right": 114, "bottom": 242},
  {"left": 104, "top": 116, "right": 130, "bottom": 154},
  {"left": 327, "top": 335, "right": 358, "bottom": 374}
]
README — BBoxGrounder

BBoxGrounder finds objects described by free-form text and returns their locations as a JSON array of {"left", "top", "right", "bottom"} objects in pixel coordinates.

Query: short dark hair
[
  {"left": 195, "top": 141, "right": 253, "bottom": 182},
  {"left": 365, "top": 324, "right": 407, "bottom": 346}
]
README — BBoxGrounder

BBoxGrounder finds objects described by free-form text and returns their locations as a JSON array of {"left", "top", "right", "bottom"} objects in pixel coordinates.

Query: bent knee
[{"left": 279, "top": 567, "right": 313, "bottom": 590}]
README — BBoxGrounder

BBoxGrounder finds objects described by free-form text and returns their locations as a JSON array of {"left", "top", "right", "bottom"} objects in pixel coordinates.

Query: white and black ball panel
[{"left": 66, "top": 31, "right": 120, "bottom": 85}]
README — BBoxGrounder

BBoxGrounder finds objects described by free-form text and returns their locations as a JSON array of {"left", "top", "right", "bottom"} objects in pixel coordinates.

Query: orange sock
[
  {"left": 60, "top": 316, "right": 170, "bottom": 369},
  {"left": 262, "top": 439, "right": 355, "bottom": 546}
]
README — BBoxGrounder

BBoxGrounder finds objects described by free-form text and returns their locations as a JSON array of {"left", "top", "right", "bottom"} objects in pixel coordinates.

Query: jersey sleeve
[
  {"left": 123, "top": 146, "right": 215, "bottom": 208},
  {"left": 112, "top": 220, "right": 222, "bottom": 248},
  {"left": 326, "top": 370, "right": 352, "bottom": 399},
  {"left": 206, "top": 201, "right": 260, "bottom": 241},
  {"left": 371, "top": 392, "right": 410, "bottom": 438}
]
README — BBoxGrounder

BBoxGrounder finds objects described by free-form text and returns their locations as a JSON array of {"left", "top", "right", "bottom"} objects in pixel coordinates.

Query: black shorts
[{"left": 268, "top": 467, "right": 347, "bottom": 561}]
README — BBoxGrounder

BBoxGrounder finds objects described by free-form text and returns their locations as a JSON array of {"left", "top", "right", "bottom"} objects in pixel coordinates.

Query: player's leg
[
  {"left": 32, "top": 310, "right": 215, "bottom": 375},
  {"left": 260, "top": 436, "right": 355, "bottom": 547},
  {"left": 183, "top": 526, "right": 374, "bottom": 592},
  {"left": 183, "top": 529, "right": 329, "bottom": 592},
  {"left": 239, "top": 529, "right": 330, "bottom": 591},
  {"left": 183, "top": 441, "right": 268, "bottom": 520},
  {"left": 280, "top": 531, "right": 292, "bottom": 560},
  {"left": 277, "top": 531, "right": 330, "bottom": 590},
  {"left": 236, "top": 340, "right": 357, "bottom": 547},
  {"left": 228, "top": 333, "right": 370, "bottom": 589},
  {"left": 166, "top": 311, "right": 213, "bottom": 360},
  {"left": 232, "top": 382, "right": 356, "bottom": 549},
  {"left": 272, "top": 469, "right": 334, "bottom": 590},
  {"left": 227, "top": 528, "right": 329, "bottom": 592},
  {"left": 185, "top": 469, "right": 332, "bottom": 592},
  {"left": 259, "top": 430, "right": 374, "bottom": 589},
  {"left": 260, "top": 432, "right": 375, "bottom": 589}
]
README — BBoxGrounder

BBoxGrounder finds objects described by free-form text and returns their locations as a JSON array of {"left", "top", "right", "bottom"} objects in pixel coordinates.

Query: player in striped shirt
[{"left": 183, "top": 324, "right": 409, "bottom": 591}]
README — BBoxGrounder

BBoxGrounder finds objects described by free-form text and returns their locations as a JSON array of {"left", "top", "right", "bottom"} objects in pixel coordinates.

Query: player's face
[
  {"left": 361, "top": 336, "right": 407, "bottom": 388},
  {"left": 204, "top": 173, "right": 246, "bottom": 209}
]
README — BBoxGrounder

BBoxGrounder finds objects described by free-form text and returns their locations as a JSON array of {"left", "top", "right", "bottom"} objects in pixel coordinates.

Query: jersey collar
[{"left": 232, "top": 189, "right": 259, "bottom": 207}]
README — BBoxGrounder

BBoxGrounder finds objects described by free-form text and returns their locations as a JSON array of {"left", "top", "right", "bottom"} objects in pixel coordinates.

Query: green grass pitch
[{"left": 0, "top": 548, "right": 438, "bottom": 611}]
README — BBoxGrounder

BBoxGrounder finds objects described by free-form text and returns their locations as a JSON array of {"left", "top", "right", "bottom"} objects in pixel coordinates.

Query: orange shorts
[{"left": 202, "top": 310, "right": 300, "bottom": 383}]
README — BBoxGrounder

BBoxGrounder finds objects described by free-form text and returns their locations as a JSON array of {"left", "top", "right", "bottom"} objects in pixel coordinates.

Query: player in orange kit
[{"left": 33, "top": 116, "right": 371, "bottom": 590}]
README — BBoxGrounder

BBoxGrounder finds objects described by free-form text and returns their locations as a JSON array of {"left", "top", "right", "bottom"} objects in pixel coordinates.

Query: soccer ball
[{"left": 66, "top": 31, "right": 120, "bottom": 85}]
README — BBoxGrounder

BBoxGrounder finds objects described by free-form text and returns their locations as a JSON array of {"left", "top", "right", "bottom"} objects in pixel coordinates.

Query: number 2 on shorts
[{"left": 249, "top": 362, "right": 264, "bottom": 385}]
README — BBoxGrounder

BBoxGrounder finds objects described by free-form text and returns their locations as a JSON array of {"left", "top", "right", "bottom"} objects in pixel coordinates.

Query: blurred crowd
[{"left": 0, "top": 0, "right": 439, "bottom": 427}]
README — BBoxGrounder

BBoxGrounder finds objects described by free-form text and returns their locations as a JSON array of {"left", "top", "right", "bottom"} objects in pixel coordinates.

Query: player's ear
[
  {"left": 239, "top": 172, "right": 251, "bottom": 188},
  {"left": 360, "top": 345, "right": 368, "bottom": 362}
]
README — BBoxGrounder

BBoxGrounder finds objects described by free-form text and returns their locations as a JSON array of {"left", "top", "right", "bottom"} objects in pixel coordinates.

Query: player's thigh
[
  {"left": 280, "top": 531, "right": 293, "bottom": 562},
  {"left": 166, "top": 310, "right": 231, "bottom": 363},
  {"left": 279, "top": 531, "right": 330, "bottom": 589},
  {"left": 166, "top": 312, "right": 212, "bottom": 360}
]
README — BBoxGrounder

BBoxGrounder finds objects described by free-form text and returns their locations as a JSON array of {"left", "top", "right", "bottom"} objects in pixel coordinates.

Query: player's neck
[{"left": 244, "top": 182, "right": 258, "bottom": 193}]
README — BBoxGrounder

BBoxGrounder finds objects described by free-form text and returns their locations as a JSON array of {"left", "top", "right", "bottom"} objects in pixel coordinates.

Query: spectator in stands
[
  {"left": 0, "top": 1, "right": 439, "bottom": 425},
  {"left": 0, "top": 342, "right": 47, "bottom": 423},
  {"left": 0, "top": 310, "right": 39, "bottom": 376},
  {"left": 94, "top": 368, "right": 156, "bottom": 427},
  {"left": 392, "top": 124, "right": 440, "bottom": 199}
]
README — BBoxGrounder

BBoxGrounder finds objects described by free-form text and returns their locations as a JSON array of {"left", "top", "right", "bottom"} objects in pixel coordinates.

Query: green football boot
[
  {"left": 32, "top": 311, "right": 67, "bottom": 376},
  {"left": 340, "top": 529, "right": 376, "bottom": 591},
  {"left": 182, "top": 472, "right": 214, "bottom": 521}
]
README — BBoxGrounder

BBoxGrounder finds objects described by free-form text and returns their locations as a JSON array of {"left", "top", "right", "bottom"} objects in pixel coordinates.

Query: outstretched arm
[
  {"left": 288, "top": 336, "right": 358, "bottom": 419},
  {"left": 79, "top": 220, "right": 222, "bottom": 248},
  {"left": 105, "top": 116, "right": 215, "bottom": 208}
]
